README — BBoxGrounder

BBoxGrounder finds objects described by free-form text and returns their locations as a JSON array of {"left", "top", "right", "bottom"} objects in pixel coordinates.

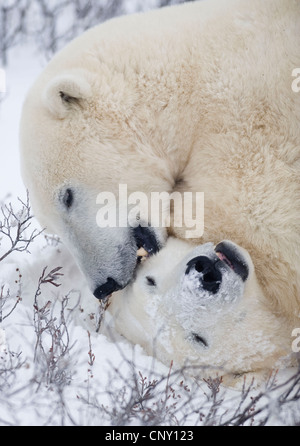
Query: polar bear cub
[{"left": 107, "top": 238, "right": 294, "bottom": 383}]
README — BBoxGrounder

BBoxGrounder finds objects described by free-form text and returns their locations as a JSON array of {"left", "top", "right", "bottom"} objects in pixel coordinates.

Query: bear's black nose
[
  {"left": 185, "top": 256, "right": 222, "bottom": 294},
  {"left": 133, "top": 225, "right": 160, "bottom": 255},
  {"left": 94, "top": 278, "right": 122, "bottom": 300}
]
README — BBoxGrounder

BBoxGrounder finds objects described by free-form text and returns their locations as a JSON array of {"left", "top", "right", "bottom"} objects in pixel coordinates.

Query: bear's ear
[{"left": 43, "top": 71, "right": 92, "bottom": 119}]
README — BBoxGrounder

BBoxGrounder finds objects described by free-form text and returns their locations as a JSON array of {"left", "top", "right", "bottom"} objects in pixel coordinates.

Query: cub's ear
[{"left": 43, "top": 70, "right": 92, "bottom": 118}]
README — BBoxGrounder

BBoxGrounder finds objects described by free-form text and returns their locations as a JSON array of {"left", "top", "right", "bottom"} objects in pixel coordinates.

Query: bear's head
[
  {"left": 108, "top": 238, "right": 293, "bottom": 381},
  {"left": 20, "top": 67, "right": 174, "bottom": 298}
]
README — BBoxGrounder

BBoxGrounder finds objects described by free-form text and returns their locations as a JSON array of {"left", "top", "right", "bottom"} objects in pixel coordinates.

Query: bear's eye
[
  {"left": 62, "top": 188, "right": 74, "bottom": 209},
  {"left": 146, "top": 276, "right": 156, "bottom": 287},
  {"left": 191, "top": 333, "right": 208, "bottom": 348}
]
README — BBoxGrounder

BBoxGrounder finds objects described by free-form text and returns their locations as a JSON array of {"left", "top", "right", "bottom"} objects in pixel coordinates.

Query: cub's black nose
[
  {"left": 185, "top": 256, "right": 222, "bottom": 294},
  {"left": 94, "top": 278, "right": 122, "bottom": 300}
]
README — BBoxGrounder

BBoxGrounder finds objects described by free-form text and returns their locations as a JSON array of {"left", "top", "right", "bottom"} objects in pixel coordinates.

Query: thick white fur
[{"left": 20, "top": 0, "right": 300, "bottom": 366}]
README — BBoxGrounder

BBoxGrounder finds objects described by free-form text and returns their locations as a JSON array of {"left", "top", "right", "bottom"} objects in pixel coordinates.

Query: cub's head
[{"left": 108, "top": 238, "right": 292, "bottom": 382}]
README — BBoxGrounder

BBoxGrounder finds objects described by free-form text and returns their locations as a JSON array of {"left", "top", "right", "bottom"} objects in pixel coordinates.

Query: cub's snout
[
  {"left": 182, "top": 240, "right": 250, "bottom": 302},
  {"left": 215, "top": 241, "right": 249, "bottom": 282},
  {"left": 185, "top": 256, "right": 222, "bottom": 294}
]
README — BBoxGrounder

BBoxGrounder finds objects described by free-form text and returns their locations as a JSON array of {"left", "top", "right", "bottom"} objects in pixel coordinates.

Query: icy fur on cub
[{"left": 106, "top": 238, "right": 294, "bottom": 386}]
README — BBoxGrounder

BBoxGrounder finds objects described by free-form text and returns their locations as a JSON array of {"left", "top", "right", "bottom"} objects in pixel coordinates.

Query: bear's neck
[{"left": 133, "top": 60, "right": 202, "bottom": 184}]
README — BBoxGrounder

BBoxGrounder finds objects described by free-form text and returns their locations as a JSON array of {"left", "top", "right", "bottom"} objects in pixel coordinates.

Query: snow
[
  {"left": 0, "top": 10, "right": 299, "bottom": 428},
  {"left": 0, "top": 46, "right": 44, "bottom": 200}
]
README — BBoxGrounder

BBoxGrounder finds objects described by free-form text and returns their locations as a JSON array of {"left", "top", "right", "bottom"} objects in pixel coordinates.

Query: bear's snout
[
  {"left": 185, "top": 256, "right": 222, "bottom": 294},
  {"left": 94, "top": 277, "right": 122, "bottom": 300},
  {"left": 133, "top": 225, "right": 161, "bottom": 255}
]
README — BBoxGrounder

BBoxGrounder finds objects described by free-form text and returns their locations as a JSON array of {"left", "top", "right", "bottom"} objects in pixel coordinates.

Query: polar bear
[
  {"left": 20, "top": 0, "right": 300, "bottom": 346},
  {"left": 107, "top": 238, "right": 294, "bottom": 383}
]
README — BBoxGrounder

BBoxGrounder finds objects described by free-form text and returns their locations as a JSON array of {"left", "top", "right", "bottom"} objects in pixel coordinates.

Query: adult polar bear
[{"left": 20, "top": 0, "right": 300, "bottom": 337}]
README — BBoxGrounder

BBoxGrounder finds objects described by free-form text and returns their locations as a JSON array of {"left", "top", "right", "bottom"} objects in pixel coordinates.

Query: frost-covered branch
[
  {"left": 32, "top": 267, "right": 77, "bottom": 389},
  {"left": 0, "top": 192, "right": 43, "bottom": 262},
  {"left": 0, "top": 193, "right": 42, "bottom": 324},
  {"left": 0, "top": 0, "right": 30, "bottom": 65}
]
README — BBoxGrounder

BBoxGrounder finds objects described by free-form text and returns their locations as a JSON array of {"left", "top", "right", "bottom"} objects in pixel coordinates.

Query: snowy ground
[{"left": 0, "top": 14, "right": 299, "bottom": 428}]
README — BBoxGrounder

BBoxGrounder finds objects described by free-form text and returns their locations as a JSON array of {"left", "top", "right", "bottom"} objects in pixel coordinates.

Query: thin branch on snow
[
  {"left": 0, "top": 192, "right": 41, "bottom": 323},
  {"left": 0, "top": 191, "right": 43, "bottom": 262}
]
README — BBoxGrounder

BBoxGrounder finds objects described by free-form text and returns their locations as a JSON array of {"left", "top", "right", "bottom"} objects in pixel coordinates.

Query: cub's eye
[
  {"left": 146, "top": 276, "right": 156, "bottom": 287},
  {"left": 62, "top": 188, "right": 74, "bottom": 209}
]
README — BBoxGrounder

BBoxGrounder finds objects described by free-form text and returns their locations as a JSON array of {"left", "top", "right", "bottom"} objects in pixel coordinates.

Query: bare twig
[{"left": 0, "top": 192, "right": 43, "bottom": 262}]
